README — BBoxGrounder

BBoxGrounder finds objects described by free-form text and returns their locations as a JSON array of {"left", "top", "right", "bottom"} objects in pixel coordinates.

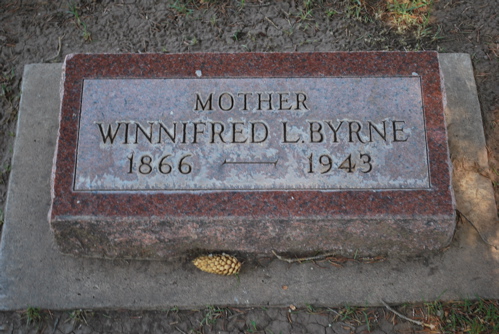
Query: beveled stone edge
[{"left": 51, "top": 214, "right": 457, "bottom": 259}]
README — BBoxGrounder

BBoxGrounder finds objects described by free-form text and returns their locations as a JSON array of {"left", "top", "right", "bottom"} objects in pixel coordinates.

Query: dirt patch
[
  {"left": 0, "top": 0, "right": 497, "bottom": 332},
  {"left": 1, "top": 299, "right": 498, "bottom": 333}
]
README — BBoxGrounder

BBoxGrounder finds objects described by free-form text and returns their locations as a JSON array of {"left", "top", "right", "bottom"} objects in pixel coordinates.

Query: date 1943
[{"left": 308, "top": 152, "right": 372, "bottom": 174}]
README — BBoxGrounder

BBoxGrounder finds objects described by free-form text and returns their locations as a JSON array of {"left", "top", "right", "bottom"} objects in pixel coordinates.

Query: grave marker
[{"left": 49, "top": 52, "right": 455, "bottom": 258}]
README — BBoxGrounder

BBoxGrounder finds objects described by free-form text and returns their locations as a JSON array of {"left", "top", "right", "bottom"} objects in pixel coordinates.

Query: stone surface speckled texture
[
  {"left": 75, "top": 77, "right": 429, "bottom": 191},
  {"left": 49, "top": 52, "right": 455, "bottom": 259}
]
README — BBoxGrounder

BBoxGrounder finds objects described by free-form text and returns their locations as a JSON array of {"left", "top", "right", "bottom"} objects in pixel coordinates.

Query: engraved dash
[{"left": 222, "top": 159, "right": 278, "bottom": 167}]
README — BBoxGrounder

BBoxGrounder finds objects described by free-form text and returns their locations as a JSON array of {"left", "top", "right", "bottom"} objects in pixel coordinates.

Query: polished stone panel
[{"left": 75, "top": 77, "right": 429, "bottom": 191}]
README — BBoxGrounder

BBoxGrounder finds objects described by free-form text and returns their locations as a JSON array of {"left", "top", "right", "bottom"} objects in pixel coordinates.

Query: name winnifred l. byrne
[{"left": 75, "top": 77, "right": 429, "bottom": 191}]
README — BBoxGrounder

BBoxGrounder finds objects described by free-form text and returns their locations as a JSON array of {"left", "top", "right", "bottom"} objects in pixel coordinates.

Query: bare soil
[
  {"left": 0, "top": 0, "right": 497, "bottom": 333},
  {"left": 0, "top": 306, "right": 430, "bottom": 334}
]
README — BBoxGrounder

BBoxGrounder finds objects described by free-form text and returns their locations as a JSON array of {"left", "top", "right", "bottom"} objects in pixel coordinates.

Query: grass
[
  {"left": 298, "top": 8, "right": 314, "bottom": 21},
  {"left": 15, "top": 300, "right": 497, "bottom": 332},
  {"left": 347, "top": 0, "right": 371, "bottom": 22},
  {"left": 67, "top": 1, "right": 92, "bottom": 41},
  {"left": 295, "top": 0, "right": 316, "bottom": 22},
  {"left": 0, "top": 163, "right": 11, "bottom": 184},
  {"left": 170, "top": 0, "right": 194, "bottom": 16},
  {"left": 246, "top": 320, "right": 258, "bottom": 333},
  {"left": 23, "top": 307, "right": 43, "bottom": 326},
  {"left": 492, "top": 168, "right": 499, "bottom": 188},
  {"left": 325, "top": 8, "right": 338, "bottom": 17},
  {"left": 0, "top": 208, "right": 4, "bottom": 227},
  {"left": 385, "top": 0, "right": 431, "bottom": 30},
  {"left": 339, "top": 305, "right": 358, "bottom": 321},
  {"left": 363, "top": 309, "right": 371, "bottom": 331},
  {"left": 327, "top": 299, "right": 499, "bottom": 332},
  {"left": 0, "top": 68, "right": 19, "bottom": 122},
  {"left": 209, "top": 14, "right": 218, "bottom": 26},
  {"left": 427, "top": 299, "right": 499, "bottom": 333},
  {"left": 231, "top": 30, "right": 243, "bottom": 41},
  {"left": 67, "top": 309, "right": 94, "bottom": 325},
  {"left": 344, "top": 0, "right": 435, "bottom": 44},
  {"left": 386, "top": 299, "right": 499, "bottom": 332},
  {"left": 305, "top": 303, "right": 316, "bottom": 313},
  {"left": 237, "top": 0, "right": 246, "bottom": 10},
  {"left": 200, "top": 305, "right": 226, "bottom": 327},
  {"left": 0, "top": 69, "right": 15, "bottom": 102},
  {"left": 379, "top": 0, "right": 435, "bottom": 40}
]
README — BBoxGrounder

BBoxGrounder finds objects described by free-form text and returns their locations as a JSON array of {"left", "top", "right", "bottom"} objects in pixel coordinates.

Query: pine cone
[{"left": 192, "top": 254, "right": 241, "bottom": 275}]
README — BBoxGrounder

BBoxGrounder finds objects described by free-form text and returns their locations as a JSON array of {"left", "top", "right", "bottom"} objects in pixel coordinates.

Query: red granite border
[{"left": 51, "top": 52, "right": 453, "bottom": 222}]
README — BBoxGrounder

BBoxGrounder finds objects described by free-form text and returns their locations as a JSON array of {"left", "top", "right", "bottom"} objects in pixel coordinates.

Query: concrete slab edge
[
  {"left": 0, "top": 55, "right": 497, "bottom": 310},
  {"left": 439, "top": 53, "right": 499, "bottom": 248}
]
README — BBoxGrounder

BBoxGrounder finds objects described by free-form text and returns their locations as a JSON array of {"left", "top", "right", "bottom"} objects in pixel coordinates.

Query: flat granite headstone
[{"left": 49, "top": 52, "right": 455, "bottom": 259}]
